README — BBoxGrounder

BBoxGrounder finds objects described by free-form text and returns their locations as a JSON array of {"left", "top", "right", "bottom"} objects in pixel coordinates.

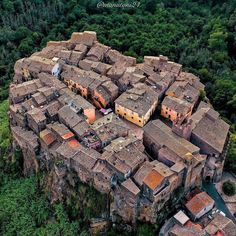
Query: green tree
[{"left": 222, "top": 181, "right": 236, "bottom": 196}]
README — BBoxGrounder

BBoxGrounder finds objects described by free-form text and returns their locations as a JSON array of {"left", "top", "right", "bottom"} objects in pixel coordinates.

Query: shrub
[{"left": 222, "top": 181, "right": 236, "bottom": 196}]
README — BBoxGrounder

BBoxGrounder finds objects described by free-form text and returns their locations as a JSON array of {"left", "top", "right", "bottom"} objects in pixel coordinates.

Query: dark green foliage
[
  {"left": 225, "top": 134, "right": 236, "bottom": 174},
  {"left": 0, "top": 176, "right": 79, "bottom": 236},
  {"left": 0, "top": 100, "right": 10, "bottom": 158},
  {"left": 65, "top": 183, "right": 108, "bottom": 223},
  {"left": 222, "top": 180, "right": 236, "bottom": 196},
  {"left": 0, "top": 0, "right": 235, "bottom": 126},
  {"left": 137, "top": 224, "right": 155, "bottom": 236},
  {"left": 0, "top": 0, "right": 236, "bottom": 235}
]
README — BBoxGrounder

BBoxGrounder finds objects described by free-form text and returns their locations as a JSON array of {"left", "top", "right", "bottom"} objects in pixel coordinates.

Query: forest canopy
[{"left": 0, "top": 0, "right": 236, "bottom": 235}]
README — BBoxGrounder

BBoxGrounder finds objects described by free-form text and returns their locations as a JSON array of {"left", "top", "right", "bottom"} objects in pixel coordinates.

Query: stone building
[
  {"left": 9, "top": 31, "right": 231, "bottom": 226},
  {"left": 166, "top": 80, "right": 201, "bottom": 108},
  {"left": 189, "top": 107, "right": 230, "bottom": 182},
  {"left": 112, "top": 178, "right": 140, "bottom": 223},
  {"left": 115, "top": 83, "right": 159, "bottom": 127},
  {"left": 102, "top": 137, "right": 147, "bottom": 181},
  {"left": 143, "top": 119, "right": 206, "bottom": 191},
  {"left": 161, "top": 96, "right": 193, "bottom": 122},
  {"left": 185, "top": 191, "right": 214, "bottom": 220},
  {"left": 91, "top": 112, "right": 130, "bottom": 148}
]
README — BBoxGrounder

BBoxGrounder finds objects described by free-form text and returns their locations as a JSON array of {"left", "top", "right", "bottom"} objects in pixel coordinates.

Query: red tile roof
[
  {"left": 40, "top": 129, "right": 55, "bottom": 146},
  {"left": 143, "top": 169, "right": 164, "bottom": 190},
  {"left": 185, "top": 192, "right": 214, "bottom": 216},
  {"left": 61, "top": 131, "right": 74, "bottom": 140},
  {"left": 67, "top": 139, "right": 80, "bottom": 149}
]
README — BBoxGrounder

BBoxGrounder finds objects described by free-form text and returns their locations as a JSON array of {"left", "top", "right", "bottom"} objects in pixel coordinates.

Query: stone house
[
  {"left": 161, "top": 96, "right": 193, "bottom": 122},
  {"left": 86, "top": 42, "right": 110, "bottom": 62},
  {"left": 142, "top": 162, "right": 179, "bottom": 204},
  {"left": 189, "top": 107, "right": 230, "bottom": 182},
  {"left": 58, "top": 105, "right": 87, "bottom": 134},
  {"left": 92, "top": 161, "right": 113, "bottom": 193},
  {"left": 166, "top": 81, "right": 200, "bottom": 109},
  {"left": 102, "top": 137, "right": 147, "bottom": 181},
  {"left": 26, "top": 107, "right": 47, "bottom": 134},
  {"left": 9, "top": 79, "right": 43, "bottom": 104},
  {"left": 185, "top": 191, "right": 214, "bottom": 220},
  {"left": 71, "top": 146, "right": 101, "bottom": 183},
  {"left": 145, "top": 72, "right": 175, "bottom": 99},
  {"left": 11, "top": 126, "right": 39, "bottom": 175},
  {"left": 204, "top": 212, "right": 236, "bottom": 236},
  {"left": 47, "top": 122, "right": 75, "bottom": 143},
  {"left": 117, "top": 69, "right": 146, "bottom": 92},
  {"left": 115, "top": 83, "right": 159, "bottom": 127},
  {"left": 9, "top": 104, "right": 27, "bottom": 127},
  {"left": 112, "top": 178, "right": 140, "bottom": 223},
  {"left": 39, "top": 128, "right": 57, "bottom": 150},
  {"left": 25, "top": 55, "right": 61, "bottom": 78},
  {"left": 70, "top": 31, "right": 97, "bottom": 46},
  {"left": 43, "top": 100, "right": 62, "bottom": 122},
  {"left": 143, "top": 119, "right": 206, "bottom": 191},
  {"left": 57, "top": 88, "right": 96, "bottom": 124},
  {"left": 55, "top": 140, "right": 81, "bottom": 168},
  {"left": 144, "top": 55, "right": 182, "bottom": 77},
  {"left": 91, "top": 113, "right": 130, "bottom": 148},
  {"left": 178, "top": 72, "right": 205, "bottom": 91}
]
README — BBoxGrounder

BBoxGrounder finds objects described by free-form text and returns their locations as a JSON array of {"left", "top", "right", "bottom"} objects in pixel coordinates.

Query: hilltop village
[{"left": 9, "top": 31, "right": 233, "bottom": 232}]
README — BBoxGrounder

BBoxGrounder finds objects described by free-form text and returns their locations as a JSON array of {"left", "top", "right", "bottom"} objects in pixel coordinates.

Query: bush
[{"left": 222, "top": 181, "right": 236, "bottom": 196}]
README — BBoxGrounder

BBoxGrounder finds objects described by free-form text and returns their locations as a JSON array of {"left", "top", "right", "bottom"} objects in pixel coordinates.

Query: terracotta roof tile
[
  {"left": 67, "top": 139, "right": 80, "bottom": 148},
  {"left": 185, "top": 192, "right": 214, "bottom": 216},
  {"left": 62, "top": 131, "right": 74, "bottom": 140},
  {"left": 40, "top": 129, "right": 56, "bottom": 146},
  {"left": 143, "top": 169, "right": 164, "bottom": 190}
]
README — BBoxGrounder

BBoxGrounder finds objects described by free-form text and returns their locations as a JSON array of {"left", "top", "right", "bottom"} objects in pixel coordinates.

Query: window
[
  {"left": 139, "top": 120, "right": 141, "bottom": 123},
  {"left": 124, "top": 113, "right": 126, "bottom": 115},
  {"left": 166, "top": 111, "right": 168, "bottom": 114},
  {"left": 131, "top": 117, "right": 134, "bottom": 119},
  {"left": 117, "top": 109, "right": 119, "bottom": 112}
]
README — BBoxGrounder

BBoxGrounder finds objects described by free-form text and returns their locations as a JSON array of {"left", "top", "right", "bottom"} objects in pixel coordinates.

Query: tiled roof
[
  {"left": 190, "top": 108, "right": 230, "bottom": 153},
  {"left": 185, "top": 191, "right": 214, "bottom": 216},
  {"left": 115, "top": 83, "right": 158, "bottom": 117},
  {"left": 143, "top": 169, "right": 165, "bottom": 190},
  {"left": 162, "top": 96, "right": 192, "bottom": 114},
  {"left": 40, "top": 129, "right": 56, "bottom": 146},
  {"left": 67, "top": 139, "right": 80, "bottom": 148},
  {"left": 121, "top": 178, "right": 140, "bottom": 196},
  {"left": 61, "top": 132, "right": 74, "bottom": 140}
]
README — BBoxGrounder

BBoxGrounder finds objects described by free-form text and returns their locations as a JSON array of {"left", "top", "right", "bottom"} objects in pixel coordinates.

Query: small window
[
  {"left": 131, "top": 117, "right": 134, "bottom": 119},
  {"left": 139, "top": 120, "right": 141, "bottom": 123},
  {"left": 117, "top": 109, "right": 119, "bottom": 112},
  {"left": 124, "top": 113, "right": 126, "bottom": 116},
  {"left": 166, "top": 111, "right": 168, "bottom": 114}
]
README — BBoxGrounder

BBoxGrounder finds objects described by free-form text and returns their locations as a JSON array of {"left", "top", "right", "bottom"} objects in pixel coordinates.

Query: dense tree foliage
[
  {"left": 222, "top": 180, "right": 236, "bottom": 196},
  {"left": 225, "top": 134, "right": 236, "bottom": 174},
  {"left": 0, "top": 177, "right": 80, "bottom": 236},
  {"left": 0, "top": 0, "right": 235, "bottom": 127},
  {"left": 0, "top": 0, "right": 236, "bottom": 235}
]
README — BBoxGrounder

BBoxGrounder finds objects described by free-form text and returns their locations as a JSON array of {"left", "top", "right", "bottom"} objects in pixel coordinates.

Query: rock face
[{"left": 9, "top": 31, "right": 230, "bottom": 224}]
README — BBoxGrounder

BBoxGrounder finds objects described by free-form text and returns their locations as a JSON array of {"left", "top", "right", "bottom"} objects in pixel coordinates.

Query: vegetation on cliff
[{"left": 0, "top": 0, "right": 236, "bottom": 235}]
